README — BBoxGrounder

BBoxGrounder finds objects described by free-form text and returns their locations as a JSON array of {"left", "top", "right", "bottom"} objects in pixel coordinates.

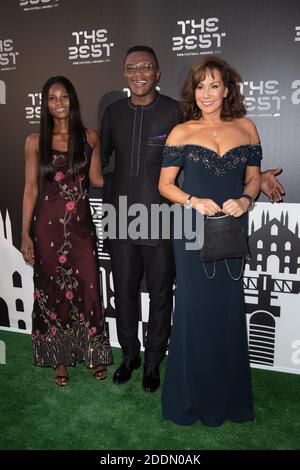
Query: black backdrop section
[{"left": 0, "top": 0, "right": 300, "bottom": 248}]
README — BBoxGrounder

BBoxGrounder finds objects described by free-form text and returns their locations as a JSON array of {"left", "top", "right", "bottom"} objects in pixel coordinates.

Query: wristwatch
[
  {"left": 184, "top": 195, "right": 193, "bottom": 209},
  {"left": 241, "top": 193, "right": 254, "bottom": 209}
]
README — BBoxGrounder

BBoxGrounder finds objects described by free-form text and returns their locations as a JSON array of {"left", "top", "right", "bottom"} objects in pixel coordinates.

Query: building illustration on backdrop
[
  {"left": 0, "top": 211, "right": 33, "bottom": 330},
  {"left": 244, "top": 207, "right": 300, "bottom": 370}
]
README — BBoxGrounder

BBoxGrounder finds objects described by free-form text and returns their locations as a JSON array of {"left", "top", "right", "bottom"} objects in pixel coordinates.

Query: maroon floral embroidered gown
[{"left": 31, "top": 142, "right": 112, "bottom": 368}]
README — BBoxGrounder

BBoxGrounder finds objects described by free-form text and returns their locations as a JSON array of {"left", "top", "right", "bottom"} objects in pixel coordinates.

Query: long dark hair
[
  {"left": 39, "top": 76, "right": 86, "bottom": 178},
  {"left": 179, "top": 55, "right": 246, "bottom": 121}
]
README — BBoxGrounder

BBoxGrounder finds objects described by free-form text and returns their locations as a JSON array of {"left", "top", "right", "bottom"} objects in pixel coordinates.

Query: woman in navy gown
[
  {"left": 21, "top": 76, "right": 112, "bottom": 386},
  {"left": 159, "top": 56, "right": 262, "bottom": 426}
]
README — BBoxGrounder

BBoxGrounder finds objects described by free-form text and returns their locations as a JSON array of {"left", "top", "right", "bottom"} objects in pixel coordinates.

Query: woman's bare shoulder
[
  {"left": 26, "top": 132, "right": 39, "bottom": 143},
  {"left": 238, "top": 118, "right": 260, "bottom": 143},
  {"left": 25, "top": 133, "right": 39, "bottom": 150},
  {"left": 166, "top": 121, "right": 197, "bottom": 145}
]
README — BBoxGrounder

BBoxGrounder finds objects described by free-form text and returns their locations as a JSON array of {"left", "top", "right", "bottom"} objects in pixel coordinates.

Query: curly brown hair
[{"left": 179, "top": 55, "right": 246, "bottom": 121}]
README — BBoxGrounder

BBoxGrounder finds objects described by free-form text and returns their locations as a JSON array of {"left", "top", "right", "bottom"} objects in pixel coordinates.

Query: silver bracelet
[{"left": 184, "top": 195, "right": 193, "bottom": 209}]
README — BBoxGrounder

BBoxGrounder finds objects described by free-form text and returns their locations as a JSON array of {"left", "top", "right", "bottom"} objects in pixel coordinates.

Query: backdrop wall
[{"left": 0, "top": 0, "right": 299, "bottom": 374}]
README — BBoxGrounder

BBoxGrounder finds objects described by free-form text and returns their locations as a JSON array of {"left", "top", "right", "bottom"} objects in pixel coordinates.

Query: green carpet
[{"left": 0, "top": 330, "right": 299, "bottom": 450}]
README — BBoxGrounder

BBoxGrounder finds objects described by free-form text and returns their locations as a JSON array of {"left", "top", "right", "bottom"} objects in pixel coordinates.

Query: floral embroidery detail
[
  {"left": 65, "top": 290, "right": 74, "bottom": 300},
  {"left": 51, "top": 171, "right": 88, "bottom": 328},
  {"left": 31, "top": 144, "right": 112, "bottom": 368},
  {"left": 88, "top": 326, "right": 97, "bottom": 336},
  {"left": 33, "top": 288, "right": 63, "bottom": 333},
  {"left": 58, "top": 255, "right": 67, "bottom": 264},
  {"left": 65, "top": 200, "right": 76, "bottom": 212},
  {"left": 54, "top": 171, "right": 65, "bottom": 182},
  {"left": 53, "top": 154, "right": 66, "bottom": 163},
  {"left": 51, "top": 325, "right": 58, "bottom": 336},
  {"left": 34, "top": 288, "right": 41, "bottom": 299}
]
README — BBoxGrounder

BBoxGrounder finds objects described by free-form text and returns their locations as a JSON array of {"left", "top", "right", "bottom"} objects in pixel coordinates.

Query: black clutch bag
[{"left": 201, "top": 213, "right": 249, "bottom": 262}]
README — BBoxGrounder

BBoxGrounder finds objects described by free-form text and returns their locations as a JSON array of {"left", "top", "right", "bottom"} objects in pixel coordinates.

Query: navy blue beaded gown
[{"left": 161, "top": 144, "right": 262, "bottom": 427}]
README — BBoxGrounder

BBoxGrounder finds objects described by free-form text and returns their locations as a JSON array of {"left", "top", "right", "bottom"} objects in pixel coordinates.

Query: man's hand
[{"left": 261, "top": 167, "right": 285, "bottom": 203}]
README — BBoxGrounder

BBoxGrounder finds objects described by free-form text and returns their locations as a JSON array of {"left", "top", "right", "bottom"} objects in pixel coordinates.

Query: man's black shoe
[
  {"left": 113, "top": 356, "right": 141, "bottom": 384},
  {"left": 142, "top": 364, "right": 160, "bottom": 393}
]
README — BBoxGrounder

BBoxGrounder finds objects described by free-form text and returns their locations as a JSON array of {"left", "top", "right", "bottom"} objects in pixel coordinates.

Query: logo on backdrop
[
  {"left": 171, "top": 18, "right": 226, "bottom": 57},
  {"left": 0, "top": 39, "right": 19, "bottom": 71},
  {"left": 68, "top": 29, "right": 114, "bottom": 65},
  {"left": 291, "top": 80, "right": 300, "bottom": 105},
  {"left": 25, "top": 92, "right": 41, "bottom": 124},
  {"left": 19, "top": 0, "right": 59, "bottom": 11},
  {"left": 295, "top": 26, "right": 300, "bottom": 41},
  {"left": 240, "top": 80, "right": 286, "bottom": 117},
  {"left": 0, "top": 80, "right": 6, "bottom": 104}
]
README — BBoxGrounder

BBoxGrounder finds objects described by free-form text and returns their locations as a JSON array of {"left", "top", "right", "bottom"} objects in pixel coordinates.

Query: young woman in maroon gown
[{"left": 21, "top": 76, "right": 112, "bottom": 386}]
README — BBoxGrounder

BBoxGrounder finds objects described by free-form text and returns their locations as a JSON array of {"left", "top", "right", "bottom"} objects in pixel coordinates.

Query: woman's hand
[
  {"left": 191, "top": 197, "right": 222, "bottom": 216},
  {"left": 222, "top": 198, "right": 250, "bottom": 217},
  {"left": 21, "top": 234, "right": 35, "bottom": 265}
]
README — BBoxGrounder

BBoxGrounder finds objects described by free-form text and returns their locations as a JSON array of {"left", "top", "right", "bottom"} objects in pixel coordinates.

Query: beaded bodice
[{"left": 163, "top": 144, "right": 262, "bottom": 177}]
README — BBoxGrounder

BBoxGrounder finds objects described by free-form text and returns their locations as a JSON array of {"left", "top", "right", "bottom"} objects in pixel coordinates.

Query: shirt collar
[{"left": 127, "top": 91, "right": 160, "bottom": 110}]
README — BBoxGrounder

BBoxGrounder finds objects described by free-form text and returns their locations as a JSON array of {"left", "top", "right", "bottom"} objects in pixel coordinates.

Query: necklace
[{"left": 212, "top": 130, "right": 218, "bottom": 137}]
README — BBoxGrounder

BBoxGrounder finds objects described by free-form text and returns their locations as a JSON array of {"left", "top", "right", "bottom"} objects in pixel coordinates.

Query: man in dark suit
[{"left": 100, "top": 46, "right": 181, "bottom": 393}]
